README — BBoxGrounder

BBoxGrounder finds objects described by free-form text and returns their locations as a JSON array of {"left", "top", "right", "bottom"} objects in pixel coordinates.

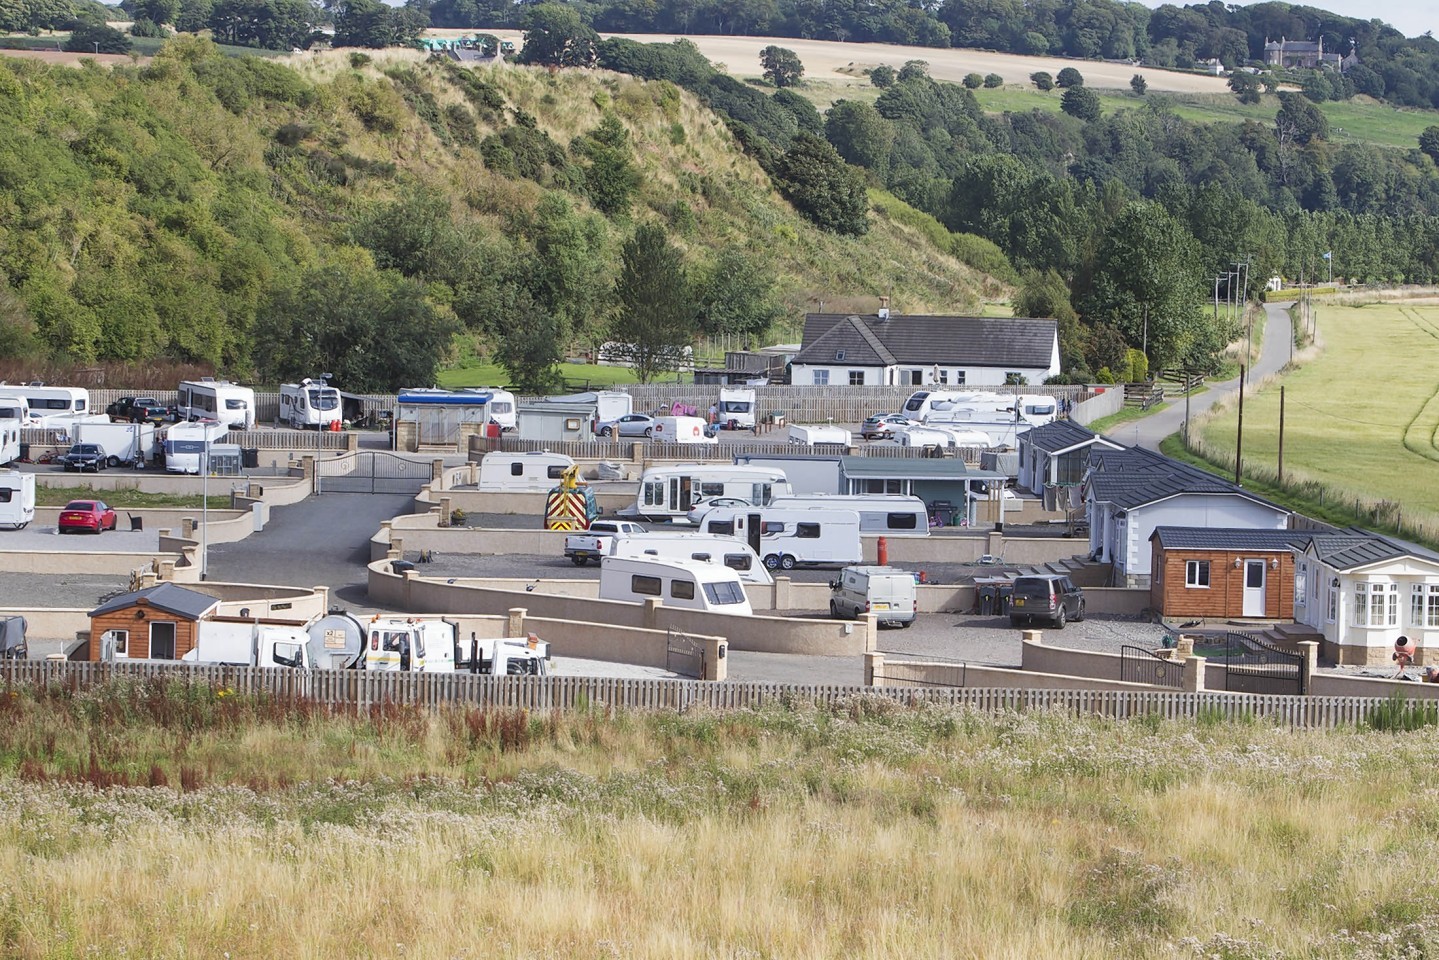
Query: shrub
[
  {"left": 1367, "top": 692, "right": 1439, "bottom": 732},
  {"left": 962, "top": 72, "right": 983, "bottom": 89},
  {"left": 1031, "top": 71, "right": 1053, "bottom": 91},
  {"left": 349, "top": 51, "right": 371, "bottom": 69},
  {"left": 983, "top": 73, "right": 1003, "bottom": 88},
  {"left": 869, "top": 64, "right": 895, "bottom": 88}
]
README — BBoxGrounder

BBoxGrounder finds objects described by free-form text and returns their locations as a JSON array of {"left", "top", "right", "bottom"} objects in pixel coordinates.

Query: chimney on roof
[{"left": 877, "top": 296, "right": 890, "bottom": 321}]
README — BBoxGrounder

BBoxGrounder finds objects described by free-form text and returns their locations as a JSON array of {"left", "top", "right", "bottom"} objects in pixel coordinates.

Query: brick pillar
[
  {"left": 864, "top": 650, "right": 885, "bottom": 686},
  {"left": 703, "top": 637, "right": 727, "bottom": 681},
  {"left": 345, "top": 432, "right": 359, "bottom": 452},
  {"left": 1297, "top": 640, "right": 1319, "bottom": 679},
  {"left": 1176, "top": 634, "right": 1195, "bottom": 659},
  {"left": 987, "top": 530, "right": 1004, "bottom": 555},
  {"left": 862, "top": 613, "right": 879, "bottom": 652},
  {"left": 1183, "top": 655, "right": 1207, "bottom": 692},
  {"left": 643, "top": 597, "right": 662, "bottom": 630},
  {"left": 440, "top": 497, "right": 452, "bottom": 526},
  {"left": 313, "top": 585, "right": 330, "bottom": 612},
  {"left": 1022, "top": 628, "right": 1043, "bottom": 645},
  {"left": 391, "top": 536, "right": 403, "bottom": 557},
  {"left": 181, "top": 517, "right": 195, "bottom": 539},
  {"left": 468, "top": 462, "right": 479, "bottom": 485},
  {"left": 431, "top": 458, "right": 445, "bottom": 482},
  {"left": 773, "top": 576, "right": 791, "bottom": 611},
  {"left": 507, "top": 607, "right": 527, "bottom": 638}
]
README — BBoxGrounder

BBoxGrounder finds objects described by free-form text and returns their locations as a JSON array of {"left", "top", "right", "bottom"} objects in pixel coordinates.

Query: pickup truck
[
  {"left": 563, "top": 520, "right": 647, "bottom": 566},
  {"left": 106, "top": 396, "right": 176, "bottom": 424}
]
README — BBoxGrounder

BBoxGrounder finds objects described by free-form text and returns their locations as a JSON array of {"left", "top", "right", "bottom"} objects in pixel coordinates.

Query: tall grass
[{"left": 4, "top": 680, "right": 1439, "bottom": 958}]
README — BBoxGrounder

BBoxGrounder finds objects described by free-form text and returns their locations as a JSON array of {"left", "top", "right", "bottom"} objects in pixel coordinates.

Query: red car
[{"left": 58, "top": 500, "right": 118, "bottom": 535}]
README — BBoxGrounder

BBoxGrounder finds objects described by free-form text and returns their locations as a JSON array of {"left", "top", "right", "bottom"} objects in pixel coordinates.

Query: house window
[
  {"left": 1295, "top": 564, "right": 1307, "bottom": 605},
  {"left": 908, "top": 370, "right": 923, "bottom": 386},
  {"left": 858, "top": 479, "right": 903, "bottom": 494},
  {"left": 938, "top": 370, "right": 948, "bottom": 385},
  {"left": 953, "top": 372, "right": 966, "bottom": 385},
  {"left": 1354, "top": 582, "right": 1399, "bottom": 627},
  {"left": 848, "top": 370, "right": 866, "bottom": 386},
  {"left": 1327, "top": 578, "right": 1338, "bottom": 623},
  {"left": 109, "top": 629, "right": 128, "bottom": 654},
  {"left": 813, "top": 370, "right": 830, "bottom": 386},
  {"left": 1185, "top": 560, "right": 1210, "bottom": 588},
  {"left": 1413, "top": 584, "right": 1439, "bottom": 628}
]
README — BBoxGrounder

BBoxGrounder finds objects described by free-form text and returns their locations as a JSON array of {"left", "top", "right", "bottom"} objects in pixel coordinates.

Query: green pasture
[{"left": 1197, "top": 302, "right": 1439, "bottom": 523}]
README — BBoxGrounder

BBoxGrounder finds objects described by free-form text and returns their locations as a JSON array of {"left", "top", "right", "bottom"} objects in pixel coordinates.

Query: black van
[{"left": 1009, "top": 575, "right": 1085, "bottom": 629}]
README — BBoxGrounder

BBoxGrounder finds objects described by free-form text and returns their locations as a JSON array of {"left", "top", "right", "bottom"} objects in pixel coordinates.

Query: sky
[{"left": 1134, "top": 0, "right": 1436, "bottom": 40}]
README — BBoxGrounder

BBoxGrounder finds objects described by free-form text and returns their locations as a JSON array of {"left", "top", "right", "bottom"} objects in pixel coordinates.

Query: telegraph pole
[
  {"left": 1278, "top": 386, "right": 1286, "bottom": 486},
  {"left": 1235, "top": 365, "right": 1245, "bottom": 487}
]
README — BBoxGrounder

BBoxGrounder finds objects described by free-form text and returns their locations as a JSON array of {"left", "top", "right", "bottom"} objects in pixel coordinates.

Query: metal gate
[
  {"left": 1222, "top": 631, "right": 1306, "bottom": 696},
  {"left": 666, "top": 629, "right": 705, "bottom": 678},
  {"left": 1119, "top": 645, "right": 1184, "bottom": 688},
  {"left": 315, "top": 452, "right": 434, "bottom": 494}
]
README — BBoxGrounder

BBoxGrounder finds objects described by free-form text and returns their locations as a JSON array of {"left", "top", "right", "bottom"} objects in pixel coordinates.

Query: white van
[
  {"left": 788, "top": 424, "right": 851, "bottom": 446},
  {"left": 717, "top": 387, "right": 757, "bottom": 429},
  {"left": 178, "top": 379, "right": 255, "bottom": 430},
  {"left": 830, "top": 565, "right": 917, "bottom": 628},
  {"left": 697, "top": 506, "right": 863, "bottom": 571},
  {"left": 608, "top": 532, "right": 773, "bottom": 585},
  {"left": 162, "top": 420, "right": 230, "bottom": 474},
  {"left": 279, "top": 378, "right": 342, "bottom": 429},
  {"left": 0, "top": 471, "right": 35, "bottom": 529},
  {"left": 651, "top": 416, "right": 716, "bottom": 444},
  {"left": 624, "top": 464, "right": 792, "bottom": 522},
  {"left": 477, "top": 451, "right": 575, "bottom": 492},
  {"left": 770, "top": 494, "right": 930, "bottom": 537},
  {"left": 598, "top": 556, "right": 752, "bottom": 615}
]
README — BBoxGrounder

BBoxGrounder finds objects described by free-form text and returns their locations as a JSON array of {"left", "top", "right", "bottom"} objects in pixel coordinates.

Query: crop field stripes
[{"left": 1398, "top": 305, "right": 1439, "bottom": 463}]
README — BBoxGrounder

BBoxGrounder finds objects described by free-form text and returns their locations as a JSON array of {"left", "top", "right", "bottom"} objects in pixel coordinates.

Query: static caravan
[
  {"left": 178, "top": 379, "right": 256, "bottom": 430},
  {"left": 279, "top": 378, "right": 343, "bottom": 429},
  {"left": 903, "top": 391, "right": 1058, "bottom": 427},
  {"left": 623, "top": 464, "right": 792, "bottom": 522},
  {"left": 477, "top": 451, "right": 576, "bottom": 492},
  {"left": 788, "top": 424, "right": 852, "bottom": 446},
  {"left": 717, "top": 387, "right": 757, "bottom": 429},
  {"left": 162, "top": 420, "right": 230, "bottom": 474},
  {"left": 534, "top": 391, "right": 633, "bottom": 433},
  {"left": 0, "top": 471, "right": 35, "bottom": 529},
  {"left": 651, "top": 416, "right": 716, "bottom": 444},
  {"left": 770, "top": 494, "right": 930, "bottom": 537},
  {"left": 1, "top": 384, "right": 89, "bottom": 422},
  {"left": 608, "top": 532, "right": 773, "bottom": 585},
  {"left": 598, "top": 556, "right": 753, "bottom": 616},
  {"left": 696, "top": 506, "right": 863, "bottom": 570}
]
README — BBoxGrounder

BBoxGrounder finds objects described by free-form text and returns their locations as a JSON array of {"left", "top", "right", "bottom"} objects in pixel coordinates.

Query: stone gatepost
[
  {"left": 1183, "top": 656, "right": 1207, "bottom": 692},
  {"left": 1297, "top": 640, "right": 1319, "bottom": 681},
  {"left": 507, "top": 607, "right": 528, "bottom": 638},
  {"left": 440, "top": 497, "right": 452, "bottom": 526},
  {"left": 864, "top": 650, "right": 885, "bottom": 686},
  {"left": 642, "top": 597, "right": 661, "bottom": 630},
  {"left": 773, "top": 576, "right": 791, "bottom": 611}
]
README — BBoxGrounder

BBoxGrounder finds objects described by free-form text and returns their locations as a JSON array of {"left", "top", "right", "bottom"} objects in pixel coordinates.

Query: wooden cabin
[
  {"left": 1149, "top": 527, "right": 1305, "bottom": 621},
  {"left": 87, "top": 583, "right": 219, "bottom": 660}
]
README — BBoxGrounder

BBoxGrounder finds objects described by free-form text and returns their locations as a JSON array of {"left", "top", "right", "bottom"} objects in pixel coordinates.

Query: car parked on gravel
[
  {"left": 860, "top": 414, "right": 914, "bottom": 440},
  {"left": 58, "top": 499, "right": 118, "bottom": 535},
  {"left": 1009, "top": 574, "right": 1085, "bottom": 628},
  {"left": 58, "top": 443, "right": 108, "bottom": 472},
  {"left": 595, "top": 414, "right": 657, "bottom": 438}
]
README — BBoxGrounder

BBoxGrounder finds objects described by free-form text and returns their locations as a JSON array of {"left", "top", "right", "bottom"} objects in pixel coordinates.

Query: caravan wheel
[
  {"left": 763, "top": 554, "right": 782, "bottom": 570},
  {"left": 779, "top": 555, "right": 797, "bottom": 571},
  {"left": 106, "top": 456, "right": 120, "bottom": 469}
]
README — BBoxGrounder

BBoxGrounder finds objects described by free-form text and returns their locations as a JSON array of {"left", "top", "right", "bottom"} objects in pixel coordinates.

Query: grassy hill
[{"left": 0, "top": 40, "right": 1000, "bottom": 381}]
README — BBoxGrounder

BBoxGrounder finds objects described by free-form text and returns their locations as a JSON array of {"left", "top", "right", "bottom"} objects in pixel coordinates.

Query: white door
[{"left": 1243, "top": 560, "right": 1267, "bottom": 617}]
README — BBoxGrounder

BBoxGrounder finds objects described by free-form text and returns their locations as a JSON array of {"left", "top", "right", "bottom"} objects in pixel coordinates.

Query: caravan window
[
  {"left": 795, "top": 523, "right": 821, "bottom": 539},
  {"left": 762, "top": 521, "right": 785, "bottom": 534},
  {"left": 308, "top": 389, "right": 339, "bottom": 411},
  {"left": 707, "top": 519, "right": 735, "bottom": 536},
  {"left": 225, "top": 398, "right": 247, "bottom": 410},
  {"left": 699, "top": 482, "right": 725, "bottom": 498},
  {"left": 689, "top": 553, "right": 713, "bottom": 562},
  {"left": 0, "top": 489, "right": 9, "bottom": 503},
  {"left": 753, "top": 483, "right": 773, "bottom": 505},
  {"left": 643, "top": 481, "right": 664, "bottom": 506},
  {"left": 490, "top": 401, "right": 513, "bottom": 415},
  {"left": 510, "top": 462, "right": 524, "bottom": 476},
  {"left": 886, "top": 512, "right": 919, "bottom": 530},
  {"left": 632, "top": 575, "right": 662, "bottom": 597},
  {"left": 547, "top": 466, "right": 567, "bottom": 479},
  {"left": 703, "top": 582, "right": 747, "bottom": 606},
  {"left": 670, "top": 580, "right": 695, "bottom": 600},
  {"left": 723, "top": 554, "right": 753, "bottom": 572}
]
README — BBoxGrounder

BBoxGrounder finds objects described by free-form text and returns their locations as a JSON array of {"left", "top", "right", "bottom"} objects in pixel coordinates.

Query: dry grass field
[{"left": 4, "top": 681, "right": 1439, "bottom": 958}]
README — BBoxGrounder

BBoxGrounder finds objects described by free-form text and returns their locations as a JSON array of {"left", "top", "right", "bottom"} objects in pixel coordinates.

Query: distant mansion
[{"left": 1263, "top": 36, "right": 1358, "bottom": 73}]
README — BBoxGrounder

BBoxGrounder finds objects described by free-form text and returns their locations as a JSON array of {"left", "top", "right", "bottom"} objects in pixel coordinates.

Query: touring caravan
[
  {"left": 162, "top": 420, "right": 230, "bottom": 474},
  {"left": 770, "top": 494, "right": 930, "bottom": 537},
  {"left": 0, "top": 384, "right": 89, "bottom": 423},
  {"left": 279, "top": 378, "right": 342, "bottom": 429},
  {"left": 0, "top": 471, "right": 35, "bottom": 529},
  {"left": 903, "top": 391, "right": 1058, "bottom": 427},
  {"left": 478, "top": 451, "right": 575, "bottom": 492},
  {"left": 0, "top": 399, "right": 21, "bottom": 466},
  {"left": 717, "top": 387, "right": 757, "bottom": 430},
  {"left": 608, "top": 532, "right": 773, "bottom": 585},
  {"left": 622, "top": 464, "right": 792, "bottom": 522},
  {"left": 788, "top": 424, "right": 851, "bottom": 446},
  {"left": 696, "top": 506, "right": 863, "bottom": 570},
  {"left": 178, "top": 379, "right": 256, "bottom": 430},
  {"left": 598, "top": 556, "right": 753, "bottom": 616},
  {"left": 651, "top": 416, "right": 716, "bottom": 444}
]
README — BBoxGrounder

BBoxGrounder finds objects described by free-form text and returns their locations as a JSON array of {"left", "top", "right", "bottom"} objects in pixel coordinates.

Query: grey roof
[
  {"left": 1304, "top": 533, "right": 1439, "bottom": 571},
  {"left": 794, "top": 314, "right": 1057, "bottom": 368},
  {"left": 89, "top": 583, "right": 218, "bottom": 620},
  {"left": 1085, "top": 446, "right": 1284, "bottom": 512},
  {"left": 1022, "top": 420, "right": 1120, "bottom": 455},
  {"left": 840, "top": 456, "right": 1004, "bottom": 482},
  {"left": 1150, "top": 527, "right": 1309, "bottom": 551}
]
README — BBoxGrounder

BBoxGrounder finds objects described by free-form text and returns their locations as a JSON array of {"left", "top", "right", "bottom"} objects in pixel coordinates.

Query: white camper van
[
  {"left": 717, "top": 387, "right": 757, "bottom": 430},
  {"left": 770, "top": 494, "right": 930, "bottom": 537},
  {"left": 279, "top": 378, "right": 342, "bottom": 429},
  {"left": 1, "top": 384, "right": 89, "bottom": 422},
  {"left": 598, "top": 556, "right": 753, "bottom": 615},
  {"left": 477, "top": 451, "right": 575, "bottom": 492},
  {"left": 162, "top": 420, "right": 230, "bottom": 474},
  {"left": 608, "top": 532, "right": 773, "bottom": 585},
  {"left": 0, "top": 471, "right": 35, "bottom": 529},
  {"left": 829, "top": 565, "right": 917, "bottom": 627},
  {"left": 697, "top": 506, "right": 863, "bottom": 570},
  {"left": 788, "top": 424, "right": 851, "bottom": 446},
  {"left": 651, "top": 416, "right": 716, "bottom": 444},
  {"left": 624, "top": 464, "right": 792, "bottom": 522},
  {"left": 178, "top": 379, "right": 256, "bottom": 429}
]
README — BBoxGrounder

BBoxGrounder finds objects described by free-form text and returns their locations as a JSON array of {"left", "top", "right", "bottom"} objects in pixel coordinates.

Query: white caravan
[
  {"left": 468, "top": 387, "right": 518, "bottom": 432},
  {"left": 650, "top": 416, "right": 716, "bottom": 444},
  {"left": 162, "top": 420, "right": 230, "bottom": 474},
  {"left": 477, "top": 451, "right": 576, "bottom": 492},
  {"left": 279, "top": 378, "right": 343, "bottom": 429},
  {"left": 73, "top": 420, "right": 158, "bottom": 467},
  {"left": 608, "top": 532, "right": 773, "bottom": 585},
  {"left": 0, "top": 399, "right": 21, "bottom": 466},
  {"left": 178, "top": 379, "right": 256, "bottom": 429},
  {"left": 770, "top": 494, "right": 930, "bottom": 537},
  {"left": 902, "top": 391, "right": 1058, "bottom": 426},
  {"left": 0, "top": 471, "right": 36, "bottom": 529},
  {"left": 717, "top": 387, "right": 757, "bottom": 429},
  {"left": 696, "top": 506, "right": 863, "bottom": 570},
  {"left": 598, "top": 556, "right": 753, "bottom": 616},
  {"left": 623, "top": 464, "right": 792, "bottom": 522},
  {"left": 788, "top": 424, "right": 851, "bottom": 446},
  {"left": 1, "top": 384, "right": 89, "bottom": 422}
]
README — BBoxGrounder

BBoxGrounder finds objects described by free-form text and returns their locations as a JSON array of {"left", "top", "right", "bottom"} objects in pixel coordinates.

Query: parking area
[{"left": 0, "top": 523, "right": 160, "bottom": 552}]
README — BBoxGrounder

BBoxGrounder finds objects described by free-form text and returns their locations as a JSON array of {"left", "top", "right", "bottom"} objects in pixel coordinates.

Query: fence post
[{"left": 1183, "top": 655, "right": 1206, "bottom": 692}]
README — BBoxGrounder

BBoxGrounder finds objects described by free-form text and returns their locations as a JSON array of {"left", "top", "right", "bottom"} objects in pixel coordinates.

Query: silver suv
[{"left": 1009, "top": 574, "right": 1084, "bottom": 629}]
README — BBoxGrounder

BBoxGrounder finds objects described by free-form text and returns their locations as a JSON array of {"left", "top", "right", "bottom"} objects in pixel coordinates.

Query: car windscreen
[{"left": 1010, "top": 579, "right": 1054, "bottom": 600}]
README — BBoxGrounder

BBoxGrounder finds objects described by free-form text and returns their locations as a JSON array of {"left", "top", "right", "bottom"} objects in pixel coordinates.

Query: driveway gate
[
  {"left": 1222, "top": 631, "right": 1306, "bottom": 696},
  {"left": 1119, "top": 645, "right": 1184, "bottom": 688},
  {"left": 316, "top": 452, "right": 434, "bottom": 494}
]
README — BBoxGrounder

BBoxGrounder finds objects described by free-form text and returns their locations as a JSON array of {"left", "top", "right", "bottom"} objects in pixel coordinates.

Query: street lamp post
[{"left": 200, "top": 443, "right": 208, "bottom": 581}]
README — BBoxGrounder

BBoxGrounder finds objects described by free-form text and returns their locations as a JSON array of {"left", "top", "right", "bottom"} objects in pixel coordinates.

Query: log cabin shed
[
  {"left": 87, "top": 583, "right": 219, "bottom": 661},
  {"left": 1149, "top": 527, "right": 1308, "bottom": 621}
]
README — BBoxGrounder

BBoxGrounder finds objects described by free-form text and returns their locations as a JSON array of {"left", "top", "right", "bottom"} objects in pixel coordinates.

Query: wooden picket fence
[{"left": 0, "top": 661, "right": 1398, "bottom": 729}]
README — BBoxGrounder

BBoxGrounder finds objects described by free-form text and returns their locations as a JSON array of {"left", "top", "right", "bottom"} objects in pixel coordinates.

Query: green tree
[
  {"left": 493, "top": 287, "right": 565, "bottom": 394},
  {"left": 869, "top": 64, "right": 895, "bottom": 88},
  {"left": 897, "top": 59, "right": 928, "bottom": 82},
  {"left": 1055, "top": 66, "right": 1084, "bottom": 88},
  {"left": 823, "top": 99, "right": 895, "bottom": 171},
  {"left": 127, "top": 0, "right": 179, "bottom": 26},
  {"left": 330, "top": 0, "right": 426, "bottom": 48},
  {"left": 1030, "top": 71, "right": 1053, "bottom": 91},
  {"left": 1228, "top": 71, "right": 1262, "bottom": 105},
  {"left": 572, "top": 114, "right": 639, "bottom": 216},
  {"left": 1276, "top": 91, "right": 1328, "bottom": 146},
  {"left": 64, "top": 22, "right": 132, "bottom": 53},
  {"left": 983, "top": 73, "right": 1002, "bottom": 88},
  {"left": 695, "top": 246, "right": 784, "bottom": 338},
  {"left": 1060, "top": 86, "right": 1101, "bottom": 122},
  {"left": 1421, "top": 126, "right": 1439, "bottom": 164},
  {"left": 773, "top": 133, "right": 869, "bottom": 236},
  {"left": 1129, "top": 73, "right": 1147, "bottom": 96},
  {"left": 517, "top": 3, "right": 598, "bottom": 67},
  {"left": 759, "top": 45, "right": 803, "bottom": 88},
  {"left": 962, "top": 72, "right": 982, "bottom": 89},
  {"left": 522, "top": 193, "right": 610, "bottom": 335},
  {"left": 609, "top": 223, "right": 696, "bottom": 384},
  {"left": 208, "top": 0, "right": 318, "bottom": 50}
]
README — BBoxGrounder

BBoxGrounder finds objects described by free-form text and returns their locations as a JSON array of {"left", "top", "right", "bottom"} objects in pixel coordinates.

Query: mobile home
[
  {"left": 534, "top": 391, "right": 633, "bottom": 432},
  {"left": 598, "top": 556, "right": 753, "bottom": 615},
  {"left": 477, "top": 451, "right": 576, "bottom": 492},
  {"left": 717, "top": 387, "right": 757, "bottom": 429},
  {"left": 279, "top": 378, "right": 343, "bottom": 429},
  {"left": 1, "top": 384, "right": 89, "bottom": 422},
  {"left": 788, "top": 424, "right": 852, "bottom": 446},
  {"left": 770, "top": 494, "right": 930, "bottom": 537},
  {"left": 0, "top": 471, "right": 35, "bottom": 529},
  {"left": 608, "top": 532, "right": 773, "bottom": 585},
  {"left": 178, "top": 379, "right": 256, "bottom": 430},
  {"left": 696, "top": 506, "right": 863, "bottom": 570},
  {"left": 162, "top": 420, "right": 230, "bottom": 474},
  {"left": 622, "top": 464, "right": 792, "bottom": 522},
  {"left": 396, "top": 388, "right": 515, "bottom": 450}
]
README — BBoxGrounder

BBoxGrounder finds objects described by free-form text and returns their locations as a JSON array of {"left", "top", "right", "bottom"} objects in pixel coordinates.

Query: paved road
[{"left": 1107, "top": 301, "right": 1294, "bottom": 451}]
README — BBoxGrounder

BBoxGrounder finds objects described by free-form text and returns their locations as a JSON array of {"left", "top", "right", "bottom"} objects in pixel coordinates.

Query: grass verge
[{"left": 37, "top": 486, "right": 211, "bottom": 509}]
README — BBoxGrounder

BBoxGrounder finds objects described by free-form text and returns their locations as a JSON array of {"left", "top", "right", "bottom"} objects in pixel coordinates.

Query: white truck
[
  {"left": 177, "top": 620, "right": 314, "bottom": 668},
  {"left": 564, "top": 519, "right": 647, "bottom": 566},
  {"left": 362, "top": 616, "right": 551, "bottom": 675},
  {"left": 829, "top": 565, "right": 917, "bottom": 628}
]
